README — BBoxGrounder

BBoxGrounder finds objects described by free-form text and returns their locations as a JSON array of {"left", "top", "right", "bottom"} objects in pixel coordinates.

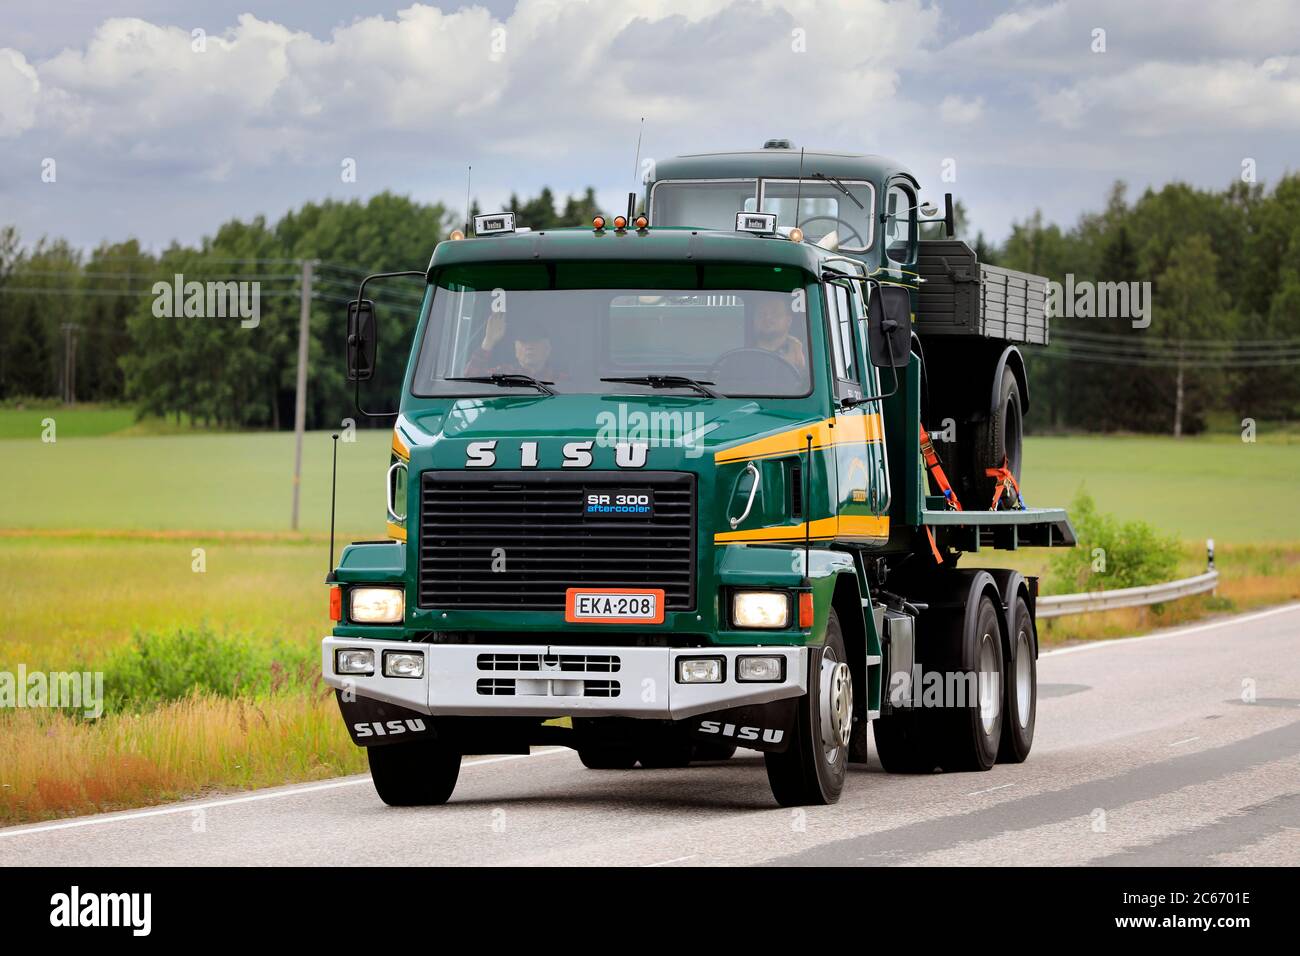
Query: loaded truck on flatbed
[{"left": 323, "top": 141, "right": 1075, "bottom": 807}]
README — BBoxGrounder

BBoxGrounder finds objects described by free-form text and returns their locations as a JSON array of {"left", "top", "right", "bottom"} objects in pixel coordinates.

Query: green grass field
[{"left": 2, "top": 406, "right": 1298, "bottom": 541}]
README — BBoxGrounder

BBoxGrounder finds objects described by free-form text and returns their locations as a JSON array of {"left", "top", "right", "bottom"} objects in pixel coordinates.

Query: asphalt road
[{"left": 3, "top": 604, "right": 1298, "bottom": 867}]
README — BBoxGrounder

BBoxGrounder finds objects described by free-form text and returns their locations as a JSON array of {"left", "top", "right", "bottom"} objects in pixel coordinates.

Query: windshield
[
  {"left": 651, "top": 179, "right": 875, "bottom": 252},
  {"left": 411, "top": 263, "right": 813, "bottom": 398}
]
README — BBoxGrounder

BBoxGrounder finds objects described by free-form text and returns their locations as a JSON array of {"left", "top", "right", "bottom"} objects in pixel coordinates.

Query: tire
[
  {"left": 872, "top": 706, "right": 940, "bottom": 773},
  {"left": 573, "top": 718, "right": 639, "bottom": 770},
  {"left": 997, "top": 595, "right": 1037, "bottom": 763},
  {"left": 578, "top": 747, "right": 639, "bottom": 770},
  {"left": 692, "top": 740, "right": 738, "bottom": 762},
  {"left": 765, "top": 608, "right": 852, "bottom": 806},
  {"left": 638, "top": 727, "right": 695, "bottom": 769},
  {"left": 970, "top": 366, "right": 1023, "bottom": 508},
  {"left": 367, "top": 740, "right": 462, "bottom": 806},
  {"left": 933, "top": 595, "right": 1005, "bottom": 772}
]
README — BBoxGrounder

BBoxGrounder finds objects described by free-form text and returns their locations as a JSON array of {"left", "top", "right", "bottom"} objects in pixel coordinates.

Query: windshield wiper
[
  {"left": 446, "top": 374, "right": 556, "bottom": 395},
  {"left": 601, "top": 375, "right": 719, "bottom": 398},
  {"left": 812, "top": 172, "right": 864, "bottom": 210}
]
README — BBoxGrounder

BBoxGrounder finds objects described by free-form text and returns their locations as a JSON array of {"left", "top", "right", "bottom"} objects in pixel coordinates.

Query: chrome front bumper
[{"left": 321, "top": 638, "right": 808, "bottom": 719}]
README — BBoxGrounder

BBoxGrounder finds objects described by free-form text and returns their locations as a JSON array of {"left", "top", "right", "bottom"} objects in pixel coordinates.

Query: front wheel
[
  {"left": 367, "top": 740, "right": 462, "bottom": 806},
  {"left": 764, "top": 608, "right": 852, "bottom": 806}
]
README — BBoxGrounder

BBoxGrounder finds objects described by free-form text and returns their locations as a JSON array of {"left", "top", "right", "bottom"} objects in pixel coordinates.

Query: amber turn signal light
[{"left": 329, "top": 586, "right": 342, "bottom": 622}]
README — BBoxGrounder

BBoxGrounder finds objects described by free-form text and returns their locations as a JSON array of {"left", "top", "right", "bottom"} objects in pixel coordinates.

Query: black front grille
[{"left": 419, "top": 471, "right": 695, "bottom": 611}]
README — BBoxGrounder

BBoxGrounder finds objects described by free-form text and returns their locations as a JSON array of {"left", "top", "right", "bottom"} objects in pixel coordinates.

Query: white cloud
[
  {"left": 0, "top": 49, "right": 40, "bottom": 137},
  {"left": 2, "top": 1, "right": 938, "bottom": 173},
  {"left": 1036, "top": 58, "right": 1300, "bottom": 134},
  {"left": 939, "top": 94, "right": 984, "bottom": 125}
]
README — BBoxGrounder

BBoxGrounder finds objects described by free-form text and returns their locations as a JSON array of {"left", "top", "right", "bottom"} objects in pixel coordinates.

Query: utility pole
[
  {"left": 60, "top": 323, "right": 81, "bottom": 404},
  {"left": 291, "top": 259, "right": 314, "bottom": 531}
]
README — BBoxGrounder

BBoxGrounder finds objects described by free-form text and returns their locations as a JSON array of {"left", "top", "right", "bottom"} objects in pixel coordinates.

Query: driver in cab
[
  {"left": 751, "top": 297, "right": 807, "bottom": 372},
  {"left": 464, "top": 313, "right": 565, "bottom": 383}
]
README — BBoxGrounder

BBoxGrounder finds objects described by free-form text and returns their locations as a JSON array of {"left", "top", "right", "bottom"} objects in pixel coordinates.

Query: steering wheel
[
  {"left": 796, "top": 215, "right": 866, "bottom": 248},
  {"left": 710, "top": 348, "right": 804, "bottom": 393}
]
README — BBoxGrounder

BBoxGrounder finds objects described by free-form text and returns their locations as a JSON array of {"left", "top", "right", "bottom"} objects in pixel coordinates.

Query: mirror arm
[
  {"left": 840, "top": 363, "right": 899, "bottom": 408},
  {"left": 351, "top": 269, "right": 428, "bottom": 420}
]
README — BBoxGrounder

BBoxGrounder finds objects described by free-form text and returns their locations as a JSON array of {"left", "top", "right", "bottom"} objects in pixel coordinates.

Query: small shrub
[
  {"left": 1046, "top": 490, "right": 1181, "bottom": 594},
  {"left": 97, "top": 627, "right": 318, "bottom": 714}
]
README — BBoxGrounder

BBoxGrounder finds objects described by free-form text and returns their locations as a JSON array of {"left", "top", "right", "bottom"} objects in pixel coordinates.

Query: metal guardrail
[{"left": 1037, "top": 540, "right": 1219, "bottom": 619}]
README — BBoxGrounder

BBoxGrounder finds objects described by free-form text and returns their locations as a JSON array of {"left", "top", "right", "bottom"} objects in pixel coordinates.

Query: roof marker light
[
  {"left": 593, "top": 215, "right": 606, "bottom": 231},
  {"left": 473, "top": 212, "right": 516, "bottom": 236},
  {"left": 789, "top": 226, "right": 805, "bottom": 243},
  {"left": 736, "top": 211, "right": 778, "bottom": 234},
  {"left": 634, "top": 215, "right": 649, "bottom": 230},
  {"left": 613, "top": 215, "right": 628, "bottom": 230},
  {"left": 448, "top": 229, "right": 466, "bottom": 241}
]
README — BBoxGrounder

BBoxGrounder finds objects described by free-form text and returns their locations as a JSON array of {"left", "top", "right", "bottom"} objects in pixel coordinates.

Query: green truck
[{"left": 323, "top": 141, "right": 1074, "bottom": 807}]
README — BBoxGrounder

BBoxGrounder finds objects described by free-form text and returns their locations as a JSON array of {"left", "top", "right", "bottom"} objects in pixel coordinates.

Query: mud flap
[
  {"left": 686, "top": 697, "right": 798, "bottom": 753},
  {"left": 336, "top": 691, "right": 438, "bottom": 748}
]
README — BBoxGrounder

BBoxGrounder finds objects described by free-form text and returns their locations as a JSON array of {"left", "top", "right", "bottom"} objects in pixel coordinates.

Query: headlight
[
  {"left": 383, "top": 650, "right": 425, "bottom": 679},
  {"left": 335, "top": 648, "right": 375, "bottom": 675},
  {"left": 737, "top": 655, "right": 785, "bottom": 682},
  {"left": 677, "top": 657, "right": 724, "bottom": 683},
  {"left": 349, "top": 587, "right": 405, "bottom": 624},
  {"left": 732, "top": 591, "right": 790, "bottom": 628}
]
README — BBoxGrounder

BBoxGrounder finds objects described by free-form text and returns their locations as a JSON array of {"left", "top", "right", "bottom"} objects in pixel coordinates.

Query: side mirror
[
  {"left": 867, "top": 285, "right": 912, "bottom": 368},
  {"left": 346, "top": 299, "right": 377, "bottom": 382}
]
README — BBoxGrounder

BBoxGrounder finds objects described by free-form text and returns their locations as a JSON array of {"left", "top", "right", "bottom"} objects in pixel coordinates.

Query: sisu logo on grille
[{"left": 465, "top": 440, "right": 649, "bottom": 469}]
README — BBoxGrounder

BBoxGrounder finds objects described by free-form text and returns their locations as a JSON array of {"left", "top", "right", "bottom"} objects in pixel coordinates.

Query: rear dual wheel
[
  {"left": 874, "top": 593, "right": 1007, "bottom": 774},
  {"left": 998, "top": 596, "right": 1036, "bottom": 763}
]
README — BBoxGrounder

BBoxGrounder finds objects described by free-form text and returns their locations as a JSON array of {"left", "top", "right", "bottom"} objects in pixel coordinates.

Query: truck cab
[{"left": 323, "top": 162, "right": 1073, "bottom": 809}]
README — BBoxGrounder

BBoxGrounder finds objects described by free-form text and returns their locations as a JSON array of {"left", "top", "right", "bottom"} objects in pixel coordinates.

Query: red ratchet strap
[
  {"left": 919, "top": 424, "right": 962, "bottom": 511},
  {"left": 986, "top": 457, "right": 1025, "bottom": 510},
  {"left": 919, "top": 423, "right": 960, "bottom": 565}
]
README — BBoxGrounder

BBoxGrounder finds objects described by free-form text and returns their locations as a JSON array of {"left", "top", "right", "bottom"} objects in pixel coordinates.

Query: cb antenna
[
  {"left": 463, "top": 165, "right": 472, "bottom": 236},
  {"left": 327, "top": 432, "right": 340, "bottom": 582},
  {"left": 629, "top": 117, "right": 646, "bottom": 223},
  {"left": 794, "top": 147, "right": 806, "bottom": 230},
  {"left": 632, "top": 117, "right": 645, "bottom": 187}
]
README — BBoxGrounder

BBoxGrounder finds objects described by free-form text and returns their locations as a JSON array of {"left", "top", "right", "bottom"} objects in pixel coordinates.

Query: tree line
[{"left": 0, "top": 177, "right": 1296, "bottom": 434}]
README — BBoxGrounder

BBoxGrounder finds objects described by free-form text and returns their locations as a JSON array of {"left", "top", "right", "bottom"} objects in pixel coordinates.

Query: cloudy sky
[{"left": 2, "top": 0, "right": 1298, "bottom": 252}]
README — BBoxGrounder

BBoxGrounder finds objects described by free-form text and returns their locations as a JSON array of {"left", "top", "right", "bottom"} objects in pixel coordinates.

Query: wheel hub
[
  {"left": 1015, "top": 628, "right": 1032, "bottom": 728},
  {"left": 978, "top": 634, "right": 1001, "bottom": 734},
  {"left": 819, "top": 652, "right": 854, "bottom": 759}
]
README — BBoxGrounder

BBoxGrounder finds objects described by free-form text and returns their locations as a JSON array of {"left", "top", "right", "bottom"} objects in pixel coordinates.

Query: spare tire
[{"left": 969, "top": 364, "right": 1022, "bottom": 508}]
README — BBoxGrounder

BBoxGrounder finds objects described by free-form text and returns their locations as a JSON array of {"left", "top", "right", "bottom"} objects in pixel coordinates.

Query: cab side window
[
  {"left": 825, "top": 282, "right": 860, "bottom": 386},
  {"left": 884, "top": 183, "right": 917, "bottom": 264}
]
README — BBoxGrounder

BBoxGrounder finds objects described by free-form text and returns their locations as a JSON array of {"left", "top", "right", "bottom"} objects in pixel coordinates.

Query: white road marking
[
  {"left": 0, "top": 747, "right": 571, "bottom": 839},
  {"left": 644, "top": 855, "right": 697, "bottom": 867},
  {"left": 968, "top": 783, "right": 1016, "bottom": 796},
  {"left": 1169, "top": 736, "right": 1201, "bottom": 747},
  {"left": 1040, "top": 602, "right": 1300, "bottom": 658}
]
